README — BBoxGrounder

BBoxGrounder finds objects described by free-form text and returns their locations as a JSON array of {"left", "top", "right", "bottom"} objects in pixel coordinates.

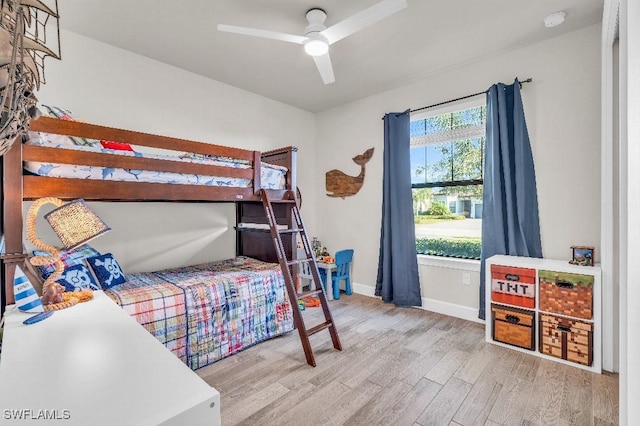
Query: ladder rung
[
  {"left": 307, "top": 321, "right": 333, "bottom": 336},
  {"left": 286, "top": 258, "right": 313, "bottom": 267},
  {"left": 269, "top": 199, "right": 297, "bottom": 204},
  {"left": 278, "top": 228, "right": 302, "bottom": 234},
  {"left": 296, "top": 288, "right": 323, "bottom": 299}
]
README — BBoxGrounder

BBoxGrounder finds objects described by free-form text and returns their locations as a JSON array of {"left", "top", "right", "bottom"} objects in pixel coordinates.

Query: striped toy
[{"left": 14, "top": 266, "right": 44, "bottom": 313}]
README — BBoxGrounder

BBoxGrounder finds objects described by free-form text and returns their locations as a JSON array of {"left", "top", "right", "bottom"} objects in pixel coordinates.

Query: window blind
[{"left": 410, "top": 124, "right": 485, "bottom": 147}]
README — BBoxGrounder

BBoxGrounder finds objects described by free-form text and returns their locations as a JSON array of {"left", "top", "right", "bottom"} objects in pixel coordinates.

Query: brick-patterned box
[
  {"left": 491, "top": 264, "right": 536, "bottom": 308},
  {"left": 538, "top": 270, "right": 594, "bottom": 319},
  {"left": 491, "top": 304, "right": 535, "bottom": 350},
  {"left": 539, "top": 313, "right": 593, "bottom": 366}
]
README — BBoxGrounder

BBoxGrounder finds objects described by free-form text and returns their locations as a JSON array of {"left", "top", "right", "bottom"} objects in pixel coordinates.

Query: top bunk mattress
[{"left": 23, "top": 132, "right": 288, "bottom": 189}]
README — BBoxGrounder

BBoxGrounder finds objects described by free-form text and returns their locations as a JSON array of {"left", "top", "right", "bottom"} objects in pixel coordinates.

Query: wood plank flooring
[{"left": 196, "top": 294, "right": 619, "bottom": 426}]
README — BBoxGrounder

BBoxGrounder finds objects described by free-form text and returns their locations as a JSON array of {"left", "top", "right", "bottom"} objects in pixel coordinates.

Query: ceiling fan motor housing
[
  {"left": 305, "top": 8, "right": 328, "bottom": 35},
  {"left": 304, "top": 8, "right": 329, "bottom": 56}
]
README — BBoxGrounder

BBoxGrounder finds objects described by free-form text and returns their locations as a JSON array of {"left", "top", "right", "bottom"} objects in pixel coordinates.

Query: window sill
[{"left": 417, "top": 254, "right": 481, "bottom": 272}]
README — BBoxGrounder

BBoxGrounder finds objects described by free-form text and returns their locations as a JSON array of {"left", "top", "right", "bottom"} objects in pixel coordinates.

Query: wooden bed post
[
  {"left": 1, "top": 138, "right": 26, "bottom": 310},
  {"left": 288, "top": 147, "right": 297, "bottom": 193},
  {"left": 252, "top": 151, "right": 261, "bottom": 196}
]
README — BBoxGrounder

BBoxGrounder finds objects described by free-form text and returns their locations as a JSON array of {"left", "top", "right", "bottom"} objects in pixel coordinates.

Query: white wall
[
  {"left": 619, "top": 0, "right": 640, "bottom": 422},
  {"left": 315, "top": 25, "right": 602, "bottom": 314},
  {"left": 29, "top": 30, "right": 316, "bottom": 273}
]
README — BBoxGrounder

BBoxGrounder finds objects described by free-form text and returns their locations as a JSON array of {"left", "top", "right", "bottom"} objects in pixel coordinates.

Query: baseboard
[
  {"left": 352, "top": 282, "right": 376, "bottom": 298},
  {"left": 420, "top": 297, "right": 484, "bottom": 324},
  {"left": 352, "top": 283, "right": 484, "bottom": 324}
]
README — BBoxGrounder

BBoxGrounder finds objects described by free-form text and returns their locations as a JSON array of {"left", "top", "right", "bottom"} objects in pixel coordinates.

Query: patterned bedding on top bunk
[
  {"left": 105, "top": 256, "right": 294, "bottom": 370},
  {"left": 23, "top": 132, "right": 287, "bottom": 189}
]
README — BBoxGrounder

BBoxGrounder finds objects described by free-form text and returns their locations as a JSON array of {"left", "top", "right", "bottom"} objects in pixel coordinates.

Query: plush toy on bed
[
  {"left": 41, "top": 282, "right": 90, "bottom": 310},
  {"left": 41, "top": 281, "right": 65, "bottom": 305}
]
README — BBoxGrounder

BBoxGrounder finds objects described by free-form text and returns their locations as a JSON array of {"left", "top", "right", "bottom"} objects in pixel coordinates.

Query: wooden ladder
[{"left": 261, "top": 189, "right": 342, "bottom": 367}]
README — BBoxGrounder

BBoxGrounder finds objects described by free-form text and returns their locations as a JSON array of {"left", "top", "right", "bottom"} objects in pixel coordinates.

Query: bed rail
[
  {"left": 29, "top": 117, "right": 255, "bottom": 161},
  {"left": 22, "top": 117, "right": 278, "bottom": 201}
]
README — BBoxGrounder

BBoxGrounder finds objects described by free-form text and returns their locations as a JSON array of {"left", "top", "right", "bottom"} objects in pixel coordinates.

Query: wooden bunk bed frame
[{"left": 0, "top": 116, "right": 298, "bottom": 311}]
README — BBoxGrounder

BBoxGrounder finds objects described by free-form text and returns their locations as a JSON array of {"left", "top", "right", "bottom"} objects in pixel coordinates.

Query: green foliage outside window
[
  {"left": 426, "top": 201, "right": 450, "bottom": 216},
  {"left": 412, "top": 187, "right": 432, "bottom": 215},
  {"left": 412, "top": 105, "right": 485, "bottom": 199},
  {"left": 416, "top": 237, "right": 481, "bottom": 260}
]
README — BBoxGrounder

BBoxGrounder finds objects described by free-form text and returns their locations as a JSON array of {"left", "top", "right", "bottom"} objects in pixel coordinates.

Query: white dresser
[
  {"left": 0, "top": 291, "right": 220, "bottom": 425},
  {"left": 485, "top": 255, "right": 601, "bottom": 373}
]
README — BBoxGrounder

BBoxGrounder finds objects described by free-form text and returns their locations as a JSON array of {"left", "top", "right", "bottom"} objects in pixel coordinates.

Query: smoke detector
[{"left": 544, "top": 11, "right": 566, "bottom": 28}]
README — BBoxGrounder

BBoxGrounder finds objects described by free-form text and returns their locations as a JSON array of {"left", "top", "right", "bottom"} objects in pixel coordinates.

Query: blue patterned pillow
[
  {"left": 86, "top": 253, "right": 126, "bottom": 290},
  {"left": 33, "top": 244, "right": 101, "bottom": 281},
  {"left": 56, "top": 264, "right": 100, "bottom": 292}
]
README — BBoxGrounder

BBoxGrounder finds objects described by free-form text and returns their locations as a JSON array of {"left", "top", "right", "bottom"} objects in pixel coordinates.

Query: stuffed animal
[{"left": 41, "top": 282, "right": 65, "bottom": 305}]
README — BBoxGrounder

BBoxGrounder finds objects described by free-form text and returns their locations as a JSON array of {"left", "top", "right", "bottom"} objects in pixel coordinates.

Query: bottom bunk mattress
[{"left": 105, "top": 256, "right": 294, "bottom": 370}]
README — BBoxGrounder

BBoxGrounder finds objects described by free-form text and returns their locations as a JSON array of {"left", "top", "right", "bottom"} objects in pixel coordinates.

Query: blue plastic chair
[{"left": 319, "top": 249, "right": 353, "bottom": 300}]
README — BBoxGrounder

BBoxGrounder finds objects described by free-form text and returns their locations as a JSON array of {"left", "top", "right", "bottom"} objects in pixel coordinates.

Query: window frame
[
  {"left": 411, "top": 98, "right": 485, "bottom": 261},
  {"left": 410, "top": 99, "right": 486, "bottom": 190}
]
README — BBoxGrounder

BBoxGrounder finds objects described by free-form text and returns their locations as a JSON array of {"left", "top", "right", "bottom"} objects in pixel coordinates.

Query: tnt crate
[
  {"left": 539, "top": 313, "right": 593, "bottom": 366},
  {"left": 490, "top": 264, "right": 536, "bottom": 308},
  {"left": 539, "top": 270, "right": 594, "bottom": 320},
  {"left": 491, "top": 304, "right": 535, "bottom": 351}
]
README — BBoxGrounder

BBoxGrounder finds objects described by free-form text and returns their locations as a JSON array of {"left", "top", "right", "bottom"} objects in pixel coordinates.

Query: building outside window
[{"left": 410, "top": 101, "right": 485, "bottom": 259}]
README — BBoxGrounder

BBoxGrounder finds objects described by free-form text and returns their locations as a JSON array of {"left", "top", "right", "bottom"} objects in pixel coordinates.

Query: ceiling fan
[{"left": 217, "top": 0, "right": 408, "bottom": 85}]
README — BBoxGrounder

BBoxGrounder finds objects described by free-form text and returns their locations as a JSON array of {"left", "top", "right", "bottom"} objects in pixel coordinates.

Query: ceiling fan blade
[
  {"left": 321, "top": 0, "right": 407, "bottom": 45},
  {"left": 217, "top": 24, "right": 307, "bottom": 45},
  {"left": 312, "top": 52, "right": 335, "bottom": 85}
]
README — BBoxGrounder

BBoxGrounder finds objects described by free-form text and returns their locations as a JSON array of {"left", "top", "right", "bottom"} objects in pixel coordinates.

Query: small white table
[
  {"left": 0, "top": 291, "right": 220, "bottom": 425},
  {"left": 316, "top": 261, "right": 337, "bottom": 300}
]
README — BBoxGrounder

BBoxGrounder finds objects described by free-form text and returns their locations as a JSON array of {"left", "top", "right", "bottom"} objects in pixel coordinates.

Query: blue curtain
[
  {"left": 376, "top": 110, "right": 422, "bottom": 307},
  {"left": 480, "top": 79, "right": 543, "bottom": 319}
]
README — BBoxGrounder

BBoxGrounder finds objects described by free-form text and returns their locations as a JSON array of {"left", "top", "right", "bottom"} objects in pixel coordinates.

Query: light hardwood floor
[{"left": 196, "top": 293, "right": 619, "bottom": 426}]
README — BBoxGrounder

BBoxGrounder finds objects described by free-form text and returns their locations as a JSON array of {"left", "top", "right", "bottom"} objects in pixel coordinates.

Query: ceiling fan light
[{"left": 304, "top": 38, "right": 329, "bottom": 56}]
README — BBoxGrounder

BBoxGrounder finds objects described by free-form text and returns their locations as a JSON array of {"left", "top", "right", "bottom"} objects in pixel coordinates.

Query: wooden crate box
[
  {"left": 539, "top": 313, "right": 593, "bottom": 366},
  {"left": 539, "top": 270, "right": 594, "bottom": 319},
  {"left": 491, "top": 304, "right": 535, "bottom": 350}
]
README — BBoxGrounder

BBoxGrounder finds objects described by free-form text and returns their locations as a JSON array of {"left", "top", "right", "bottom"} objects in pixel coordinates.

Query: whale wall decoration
[{"left": 325, "top": 148, "right": 374, "bottom": 199}]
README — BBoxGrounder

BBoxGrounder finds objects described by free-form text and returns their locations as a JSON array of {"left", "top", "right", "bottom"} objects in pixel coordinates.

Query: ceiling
[{"left": 58, "top": 0, "right": 603, "bottom": 113}]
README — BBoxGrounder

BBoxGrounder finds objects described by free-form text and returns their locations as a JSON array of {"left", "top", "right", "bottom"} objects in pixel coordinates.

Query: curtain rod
[
  {"left": 410, "top": 78, "right": 532, "bottom": 114},
  {"left": 381, "top": 78, "right": 532, "bottom": 120}
]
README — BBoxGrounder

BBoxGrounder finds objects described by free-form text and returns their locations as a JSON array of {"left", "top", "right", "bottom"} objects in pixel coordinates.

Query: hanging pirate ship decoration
[{"left": 0, "top": 0, "right": 60, "bottom": 156}]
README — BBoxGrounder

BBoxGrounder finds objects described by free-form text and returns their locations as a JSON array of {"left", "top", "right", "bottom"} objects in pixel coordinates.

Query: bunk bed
[{"left": 0, "top": 115, "right": 300, "bottom": 369}]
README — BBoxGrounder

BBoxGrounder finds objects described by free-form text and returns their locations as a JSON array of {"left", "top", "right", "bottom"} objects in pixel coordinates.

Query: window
[{"left": 410, "top": 103, "right": 486, "bottom": 259}]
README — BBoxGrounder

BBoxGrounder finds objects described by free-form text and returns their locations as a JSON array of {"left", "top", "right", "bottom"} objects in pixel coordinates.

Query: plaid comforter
[{"left": 106, "top": 257, "right": 294, "bottom": 370}]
